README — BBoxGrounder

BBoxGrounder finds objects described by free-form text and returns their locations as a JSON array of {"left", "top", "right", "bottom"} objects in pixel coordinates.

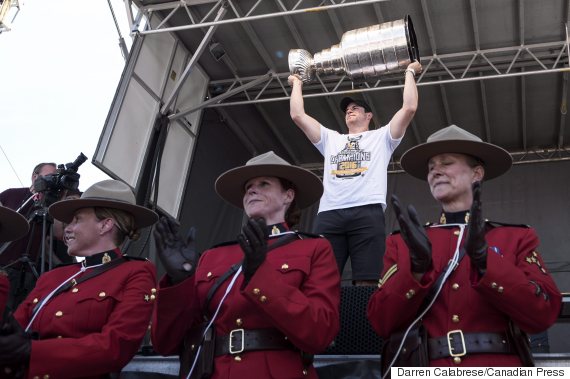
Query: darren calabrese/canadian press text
[{"left": 395, "top": 367, "right": 567, "bottom": 378}]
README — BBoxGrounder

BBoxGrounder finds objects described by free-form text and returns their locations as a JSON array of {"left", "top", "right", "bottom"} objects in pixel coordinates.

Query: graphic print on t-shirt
[{"left": 330, "top": 135, "right": 371, "bottom": 179}]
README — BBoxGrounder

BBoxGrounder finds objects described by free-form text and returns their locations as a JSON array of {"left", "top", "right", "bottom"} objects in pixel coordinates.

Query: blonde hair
[{"left": 93, "top": 207, "right": 140, "bottom": 244}]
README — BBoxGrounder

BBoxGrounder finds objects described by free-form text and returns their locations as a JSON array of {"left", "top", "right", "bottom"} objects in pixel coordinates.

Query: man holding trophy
[{"left": 287, "top": 17, "right": 422, "bottom": 285}]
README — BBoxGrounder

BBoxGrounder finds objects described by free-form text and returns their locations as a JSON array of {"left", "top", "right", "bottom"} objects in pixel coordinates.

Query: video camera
[{"left": 33, "top": 153, "right": 87, "bottom": 207}]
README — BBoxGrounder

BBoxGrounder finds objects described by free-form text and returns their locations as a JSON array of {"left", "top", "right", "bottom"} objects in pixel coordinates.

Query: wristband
[{"left": 405, "top": 68, "right": 416, "bottom": 77}]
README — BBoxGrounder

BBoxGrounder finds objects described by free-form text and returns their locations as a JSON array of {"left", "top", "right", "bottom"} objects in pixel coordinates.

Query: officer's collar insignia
[
  {"left": 83, "top": 250, "right": 120, "bottom": 267},
  {"left": 267, "top": 223, "right": 288, "bottom": 236},
  {"left": 439, "top": 210, "right": 470, "bottom": 225}
]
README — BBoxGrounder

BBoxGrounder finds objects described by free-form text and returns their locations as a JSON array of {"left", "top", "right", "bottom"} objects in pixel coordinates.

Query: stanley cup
[{"left": 289, "top": 15, "right": 419, "bottom": 83}]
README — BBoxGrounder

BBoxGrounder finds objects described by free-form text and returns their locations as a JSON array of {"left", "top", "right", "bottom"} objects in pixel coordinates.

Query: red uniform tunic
[
  {"left": 7, "top": 249, "right": 157, "bottom": 379},
  {"left": 367, "top": 221, "right": 562, "bottom": 366},
  {"left": 152, "top": 233, "right": 340, "bottom": 379}
]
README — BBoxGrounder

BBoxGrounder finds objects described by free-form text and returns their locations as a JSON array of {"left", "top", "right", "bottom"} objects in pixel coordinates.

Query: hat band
[{"left": 81, "top": 196, "right": 137, "bottom": 207}]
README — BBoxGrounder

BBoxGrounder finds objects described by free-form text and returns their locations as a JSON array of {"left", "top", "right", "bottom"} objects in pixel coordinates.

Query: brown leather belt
[
  {"left": 215, "top": 328, "right": 295, "bottom": 356},
  {"left": 428, "top": 330, "right": 514, "bottom": 360}
]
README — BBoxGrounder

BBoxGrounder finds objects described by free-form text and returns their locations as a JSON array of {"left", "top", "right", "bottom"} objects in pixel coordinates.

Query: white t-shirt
[{"left": 314, "top": 124, "right": 402, "bottom": 213}]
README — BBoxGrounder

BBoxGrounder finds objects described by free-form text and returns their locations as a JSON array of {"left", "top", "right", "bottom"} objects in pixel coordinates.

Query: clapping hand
[
  {"left": 464, "top": 181, "right": 488, "bottom": 274},
  {"left": 154, "top": 217, "right": 198, "bottom": 284},
  {"left": 391, "top": 195, "right": 432, "bottom": 274},
  {"left": 238, "top": 218, "right": 268, "bottom": 286}
]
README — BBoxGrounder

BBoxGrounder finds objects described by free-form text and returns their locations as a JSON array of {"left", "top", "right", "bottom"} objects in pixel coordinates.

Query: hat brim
[
  {"left": 400, "top": 139, "right": 512, "bottom": 181},
  {"left": 0, "top": 206, "right": 29, "bottom": 243},
  {"left": 49, "top": 198, "right": 158, "bottom": 229},
  {"left": 215, "top": 164, "right": 323, "bottom": 210}
]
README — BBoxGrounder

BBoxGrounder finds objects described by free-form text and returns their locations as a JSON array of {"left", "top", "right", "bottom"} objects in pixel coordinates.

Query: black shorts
[{"left": 315, "top": 204, "right": 385, "bottom": 281}]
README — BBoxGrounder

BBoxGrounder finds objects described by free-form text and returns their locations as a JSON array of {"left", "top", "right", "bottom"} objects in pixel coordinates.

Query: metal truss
[
  {"left": 125, "top": 0, "right": 570, "bottom": 113},
  {"left": 196, "top": 40, "right": 570, "bottom": 110},
  {"left": 127, "top": 0, "right": 390, "bottom": 35},
  {"left": 124, "top": 0, "right": 570, "bottom": 167}
]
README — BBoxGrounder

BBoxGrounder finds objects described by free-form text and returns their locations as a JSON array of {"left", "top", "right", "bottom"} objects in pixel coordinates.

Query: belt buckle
[
  {"left": 229, "top": 329, "right": 245, "bottom": 354},
  {"left": 447, "top": 329, "right": 466, "bottom": 357}
]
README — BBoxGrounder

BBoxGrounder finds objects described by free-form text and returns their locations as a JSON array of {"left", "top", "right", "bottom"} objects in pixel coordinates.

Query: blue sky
[{"left": 0, "top": 0, "right": 132, "bottom": 192}]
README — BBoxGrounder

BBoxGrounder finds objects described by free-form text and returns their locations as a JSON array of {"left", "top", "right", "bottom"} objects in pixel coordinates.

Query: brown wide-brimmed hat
[
  {"left": 400, "top": 125, "right": 512, "bottom": 181},
  {"left": 0, "top": 206, "right": 29, "bottom": 243},
  {"left": 215, "top": 151, "right": 323, "bottom": 209},
  {"left": 49, "top": 180, "right": 158, "bottom": 229}
]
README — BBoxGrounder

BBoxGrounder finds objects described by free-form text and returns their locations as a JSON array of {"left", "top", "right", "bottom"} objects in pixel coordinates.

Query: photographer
[
  {"left": 0, "top": 155, "right": 85, "bottom": 310},
  {"left": 0, "top": 162, "right": 56, "bottom": 221},
  {"left": 0, "top": 162, "right": 56, "bottom": 310}
]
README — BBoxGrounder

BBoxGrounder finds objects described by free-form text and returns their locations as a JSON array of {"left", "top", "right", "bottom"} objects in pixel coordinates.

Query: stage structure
[{"left": 95, "top": 1, "right": 570, "bottom": 367}]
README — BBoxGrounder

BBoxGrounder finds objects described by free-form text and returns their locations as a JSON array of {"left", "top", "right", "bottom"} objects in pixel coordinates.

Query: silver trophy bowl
[{"left": 289, "top": 15, "right": 419, "bottom": 83}]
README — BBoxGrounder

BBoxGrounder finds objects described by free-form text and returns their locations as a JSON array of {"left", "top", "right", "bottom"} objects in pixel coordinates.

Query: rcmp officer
[
  {"left": 151, "top": 151, "right": 340, "bottom": 379},
  {"left": 0, "top": 206, "right": 30, "bottom": 316},
  {"left": 0, "top": 180, "right": 159, "bottom": 378},
  {"left": 367, "top": 125, "right": 562, "bottom": 367}
]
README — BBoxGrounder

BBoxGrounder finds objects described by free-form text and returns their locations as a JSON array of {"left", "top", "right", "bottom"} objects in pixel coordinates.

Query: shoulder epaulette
[
  {"left": 390, "top": 222, "right": 433, "bottom": 236},
  {"left": 209, "top": 232, "right": 321, "bottom": 249},
  {"left": 485, "top": 220, "right": 530, "bottom": 228},
  {"left": 293, "top": 231, "right": 323, "bottom": 239},
  {"left": 210, "top": 239, "right": 238, "bottom": 249},
  {"left": 122, "top": 255, "right": 149, "bottom": 261},
  {"left": 54, "top": 262, "right": 80, "bottom": 269}
]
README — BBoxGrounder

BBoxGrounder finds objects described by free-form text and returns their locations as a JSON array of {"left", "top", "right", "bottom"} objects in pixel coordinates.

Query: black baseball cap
[{"left": 340, "top": 97, "right": 372, "bottom": 113}]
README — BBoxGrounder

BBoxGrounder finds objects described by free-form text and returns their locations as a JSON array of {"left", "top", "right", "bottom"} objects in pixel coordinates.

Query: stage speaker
[{"left": 324, "top": 286, "right": 383, "bottom": 354}]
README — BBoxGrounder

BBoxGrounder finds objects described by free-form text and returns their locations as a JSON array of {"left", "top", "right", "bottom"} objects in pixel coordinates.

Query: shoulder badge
[{"left": 524, "top": 250, "right": 549, "bottom": 275}]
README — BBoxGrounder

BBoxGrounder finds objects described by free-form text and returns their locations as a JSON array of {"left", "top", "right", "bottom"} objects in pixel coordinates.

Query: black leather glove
[
  {"left": 154, "top": 216, "right": 198, "bottom": 284},
  {"left": 0, "top": 315, "right": 31, "bottom": 365},
  {"left": 238, "top": 218, "right": 268, "bottom": 285},
  {"left": 391, "top": 195, "right": 432, "bottom": 274},
  {"left": 464, "top": 181, "right": 488, "bottom": 274}
]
